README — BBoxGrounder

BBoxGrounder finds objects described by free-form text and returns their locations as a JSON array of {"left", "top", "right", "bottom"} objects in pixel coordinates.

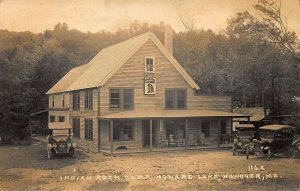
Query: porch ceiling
[{"left": 99, "top": 109, "right": 251, "bottom": 119}]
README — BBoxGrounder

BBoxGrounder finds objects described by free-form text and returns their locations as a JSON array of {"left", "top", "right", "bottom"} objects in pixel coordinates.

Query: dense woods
[{"left": 0, "top": 0, "right": 299, "bottom": 142}]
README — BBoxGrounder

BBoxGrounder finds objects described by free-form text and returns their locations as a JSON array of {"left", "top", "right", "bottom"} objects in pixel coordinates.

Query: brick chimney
[{"left": 164, "top": 25, "right": 173, "bottom": 55}]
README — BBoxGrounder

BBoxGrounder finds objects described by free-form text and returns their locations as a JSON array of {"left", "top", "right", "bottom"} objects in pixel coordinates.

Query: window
[
  {"left": 221, "top": 120, "right": 227, "bottom": 134},
  {"left": 52, "top": 96, "right": 54, "bottom": 107},
  {"left": 85, "top": 89, "right": 93, "bottom": 110},
  {"left": 50, "top": 115, "right": 55, "bottom": 123},
  {"left": 123, "top": 89, "right": 133, "bottom": 109},
  {"left": 73, "top": 91, "right": 80, "bottom": 111},
  {"left": 62, "top": 94, "right": 65, "bottom": 107},
  {"left": 202, "top": 122, "right": 210, "bottom": 137},
  {"left": 58, "top": 116, "right": 65, "bottom": 122},
  {"left": 73, "top": 118, "right": 80, "bottom": 138},
  {"left": 165, "top": 89, "right": 187, "bottom": 109},
  {"left": 145, "top": 57, "right": 155, "bottom": 73},
  {"left": 110, "top": 89, "right": 120, "bottom": 108},
  {"left": 110, "top": 88, "right": 134, "bottom": 110},
  {"left": 112, "top": 120, "right": 134, "bottom": 141},
  {"left": 84, "top": 119, "right": 93, "bottom": 140}
]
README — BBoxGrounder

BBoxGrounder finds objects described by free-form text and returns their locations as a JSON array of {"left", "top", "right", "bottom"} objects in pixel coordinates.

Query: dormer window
[{"left": 145, "top": 57, "right": 155, "bottom": 73}]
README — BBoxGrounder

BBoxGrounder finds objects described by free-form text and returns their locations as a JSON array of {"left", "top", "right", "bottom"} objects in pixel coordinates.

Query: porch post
[
  {"left": 110, "top": 119, "right": 113, "bottom": 154},
  {"left": 150, "top": 119, "right": 153, "bottom": 151},
  {"left": 218, "top": 119, "right": 221, "bottom": 147},
  {"left": 185, "top": 119, "right": 188, "bottom": 149}
]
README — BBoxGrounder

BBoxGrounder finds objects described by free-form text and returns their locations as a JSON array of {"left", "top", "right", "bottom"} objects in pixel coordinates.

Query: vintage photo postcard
[{"left": 0, "top": 0, "right": 299, "bottom": 190}]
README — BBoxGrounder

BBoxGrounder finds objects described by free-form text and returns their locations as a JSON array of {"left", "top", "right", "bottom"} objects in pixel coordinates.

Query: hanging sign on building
[{"left": 144, "top": 77, "right": 156, "bottom": 95}]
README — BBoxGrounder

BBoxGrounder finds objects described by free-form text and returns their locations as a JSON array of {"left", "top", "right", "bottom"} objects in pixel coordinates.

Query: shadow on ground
[{"left": 0, "top": 140, "right": 88, "bottom": 170}]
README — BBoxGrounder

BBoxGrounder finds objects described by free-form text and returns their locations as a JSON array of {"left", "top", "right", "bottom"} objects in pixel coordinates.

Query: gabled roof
[{"left": 46, "top": 32, "right": 199, "bottom": 94}]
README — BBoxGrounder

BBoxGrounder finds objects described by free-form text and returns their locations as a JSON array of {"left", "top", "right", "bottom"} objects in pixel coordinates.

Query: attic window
[{"left": 145, "top": 57, "right": 155, "bottom": 73}]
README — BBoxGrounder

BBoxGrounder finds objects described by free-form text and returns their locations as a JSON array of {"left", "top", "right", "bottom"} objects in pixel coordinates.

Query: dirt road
[{"left": 0, "top": 141, "right": 299, "bottom": 191}]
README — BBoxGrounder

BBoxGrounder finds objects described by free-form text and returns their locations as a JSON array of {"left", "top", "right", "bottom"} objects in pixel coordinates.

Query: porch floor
[{"left": 99, "top": 143, "right": 233, "bottom": 155}]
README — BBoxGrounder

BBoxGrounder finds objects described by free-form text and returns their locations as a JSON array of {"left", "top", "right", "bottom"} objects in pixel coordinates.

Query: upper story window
[
  {"left": 145, "top": 57, "right": 155, "bottom": 73},
  {"left": 73, "top": 91, "right": 80, "bottom": 111},
  {"left": 62, "top": 94, "right": 65, "bottom": 107},
  {"left": 58, "top": 116, "right": 65, "bottom": 122},
  {"left": 165, "top": 89, "right": 187, "bottom": 109},
  {"left": 85, "top": 89, "right": 93, "bottom": 110},
  {"left": 50, "top": 115, "right": 55, "bottom": 123},
  {"left": 110, "top": 88, "right": 134, "bottom": 110},
  {"left": 52, "top": 96, "right": 55, "bottom": 107}
]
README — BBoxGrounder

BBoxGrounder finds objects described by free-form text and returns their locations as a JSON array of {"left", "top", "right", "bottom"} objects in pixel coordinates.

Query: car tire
[
  {"left": 69, "top": 148, "right": 76, "bottom": 159},
  {"left": 288, "top": 146, "right": 296, "bottom": 159},
  {"left": 267, "top": 149, "right": 271, "bottom": 161}
]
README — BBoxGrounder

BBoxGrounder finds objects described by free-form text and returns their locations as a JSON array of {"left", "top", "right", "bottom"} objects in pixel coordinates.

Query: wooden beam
[
  {"left": 185, "top": 119, "right": 188, "bottom": 149},
  {"left": 110, "top": 120, "right": 113, "bottom": 154},
  {"left": 150, "top": 119, "right": 153, "bottom": 151}
]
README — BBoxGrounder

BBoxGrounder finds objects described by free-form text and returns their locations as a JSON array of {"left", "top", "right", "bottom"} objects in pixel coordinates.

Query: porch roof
[{"left": 99, "top": 109, "right": 251, "bottom": 119}]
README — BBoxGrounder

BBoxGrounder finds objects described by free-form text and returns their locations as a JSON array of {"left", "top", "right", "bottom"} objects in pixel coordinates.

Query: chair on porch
[
  {"left": 187, "top": 133, "right": 197, "bottom": 146},
  {"left": 159, "top": 134, "right": 168, "bottom": 147},
  {"left": 168, "top": 134, "right": 176, "bottom": 147}
]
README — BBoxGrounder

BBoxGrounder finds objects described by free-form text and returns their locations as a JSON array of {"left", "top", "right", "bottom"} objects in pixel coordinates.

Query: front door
[{"left": 142, "top": 120, "right": 157, "bottom": 147}]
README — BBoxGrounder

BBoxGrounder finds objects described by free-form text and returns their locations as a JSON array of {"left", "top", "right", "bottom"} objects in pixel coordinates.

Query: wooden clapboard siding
[
  {"left": 100, "top": 39, "right": 193, "bottom": 115},
  {"left": 100, "top": 39, "right": 231, "bottom": 115},
  {"left": 48, "top": 92, "right": 70, "bottom": 109}
]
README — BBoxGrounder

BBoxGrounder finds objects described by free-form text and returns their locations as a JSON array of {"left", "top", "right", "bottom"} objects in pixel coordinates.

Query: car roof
[
  {"left": 260, "top": 124, "right": 294, "bottom": 131},
  {"left": 236, "top": 124, "right": 255, "bottom": 129}
]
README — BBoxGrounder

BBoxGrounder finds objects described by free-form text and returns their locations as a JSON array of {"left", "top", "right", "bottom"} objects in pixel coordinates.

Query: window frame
[
  {"left": 50, "top": 115, "right": 55, "bottom": 123},
  {"left": 62, "top": 94, "right": 65, "bottom": 107},
  {"left": 220, "top": 120, "right": 227, "bottom": 134},
  {"left": 84, "top": 89, "right": 93, "bottom": 110},
  {"left": 84, "top": 118, "right": 93, "bottom": 141},
  {"left": 58, "top": 116, "right": 65, "bottom": 122},
  {"left": 109, "top": 88, "right": 134, "bottom": 110},
  {"left": 110, "top": 120, "right": 135, "bottom": 141},
  {"left": 72, "top": 118, "right": 80, "bottom": 139},
  {"left": 145, "top": 56, "right": 155, "bottom": 73},
  {"left": 165, "top": 88, "right": 187, "bottom": 109},
  {"left": 52, "top": 96, "right": 55, "bottom": 107},
  {"left": 73, "top": 91, "right": 80, "bottom": 111}
]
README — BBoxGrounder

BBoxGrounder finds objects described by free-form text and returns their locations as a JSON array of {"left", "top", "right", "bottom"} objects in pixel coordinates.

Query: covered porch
[{"left": 98, "top": 110, "right": 250, "bottom": 154}]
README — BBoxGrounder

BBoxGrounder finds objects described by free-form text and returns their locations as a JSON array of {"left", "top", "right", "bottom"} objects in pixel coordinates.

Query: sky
[{"left": 0, "top": 0, "right": 299, "bottom": 36}]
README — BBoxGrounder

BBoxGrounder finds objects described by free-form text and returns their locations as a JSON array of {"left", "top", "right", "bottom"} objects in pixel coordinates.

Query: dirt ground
[{"left": 0, "top": 140, "right": 299, "bottom": 191}]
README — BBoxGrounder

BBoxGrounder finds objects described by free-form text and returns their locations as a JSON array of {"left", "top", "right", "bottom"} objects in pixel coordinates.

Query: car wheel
[
  {"left": 267, "top": 149, "right": 271, "bottom": 161},
  {"left": 288, "top": 147, "right": 296, "bottom": 159},
  {"left": 69, "top": 148, "right": 76, "bottom": 158}
]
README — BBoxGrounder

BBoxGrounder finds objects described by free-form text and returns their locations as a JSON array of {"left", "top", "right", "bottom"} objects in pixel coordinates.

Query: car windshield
[
  {"left": 260, "top": 130, "right": 274, "bottom": 138},
  {"left": 238, "top": 129, "right": 253, "bottom": 137}
]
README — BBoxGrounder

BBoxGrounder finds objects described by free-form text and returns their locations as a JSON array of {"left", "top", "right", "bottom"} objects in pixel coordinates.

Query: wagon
[{"left": 247, "top": 125, "right": 295, "bottom": 161}]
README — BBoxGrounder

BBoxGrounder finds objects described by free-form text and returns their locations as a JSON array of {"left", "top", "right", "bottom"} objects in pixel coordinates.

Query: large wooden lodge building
[{"left": 46, "top": 27, "right": 249, "bottom": 154}]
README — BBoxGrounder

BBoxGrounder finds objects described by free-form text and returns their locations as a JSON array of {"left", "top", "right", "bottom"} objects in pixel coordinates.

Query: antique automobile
[
  {"left": 290, "top": 137, "right": 300, "bottom": 158},
  {"left": 233, "top": 124, "right": 256, "bottom": 156},
  {"left": 247, "top": 124, "right": 295, "bottom": 161},
  {"left": 47, "top": 127, "right": 76, "bottom": 160}
]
